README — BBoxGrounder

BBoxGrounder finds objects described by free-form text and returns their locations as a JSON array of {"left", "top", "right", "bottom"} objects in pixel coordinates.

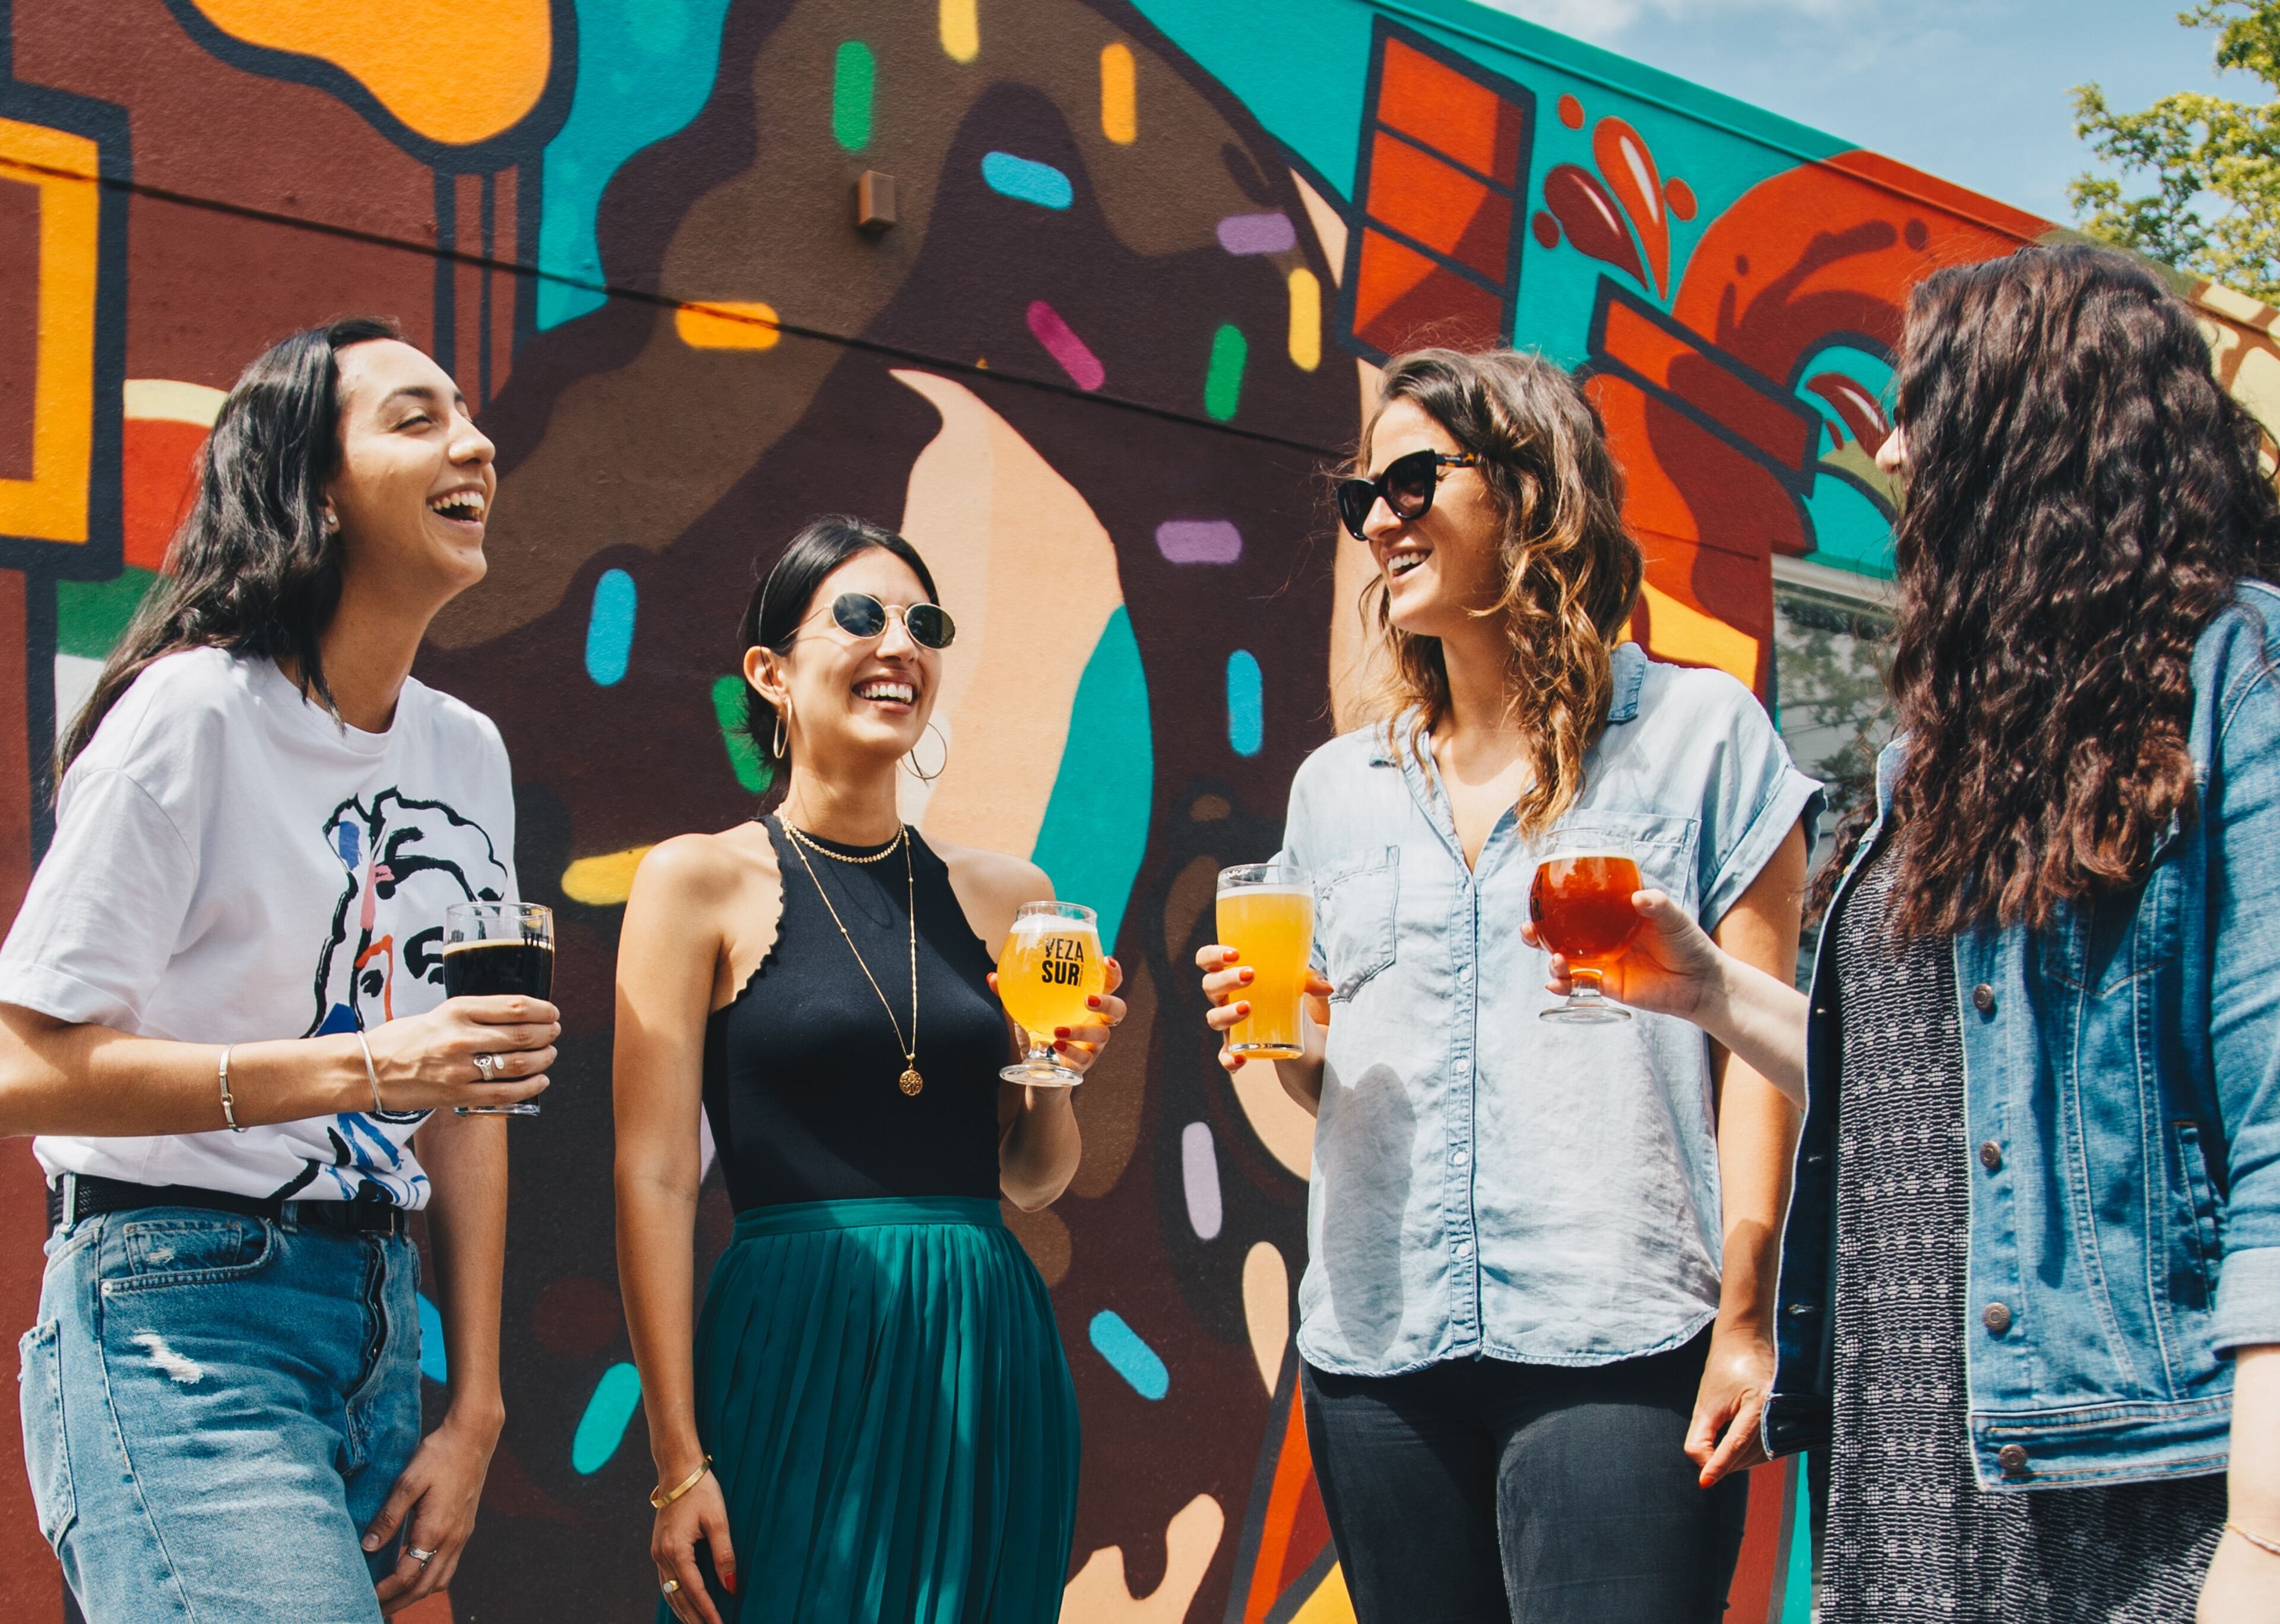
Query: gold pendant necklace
[{"left": 781, "top": 820, "right": 923, "bottom": 1096}]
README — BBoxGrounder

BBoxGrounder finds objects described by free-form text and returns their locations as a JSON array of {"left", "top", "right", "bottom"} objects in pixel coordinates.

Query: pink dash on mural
[
  {"left": 1025, "top": 300, "right": 1105, "bottom": 390},
  {"left": 1155, "top": 520, "right": 1242, "bottom": 564},
  {"left": 1215, "top": 212, "right": 1297, "bottom": 255}
]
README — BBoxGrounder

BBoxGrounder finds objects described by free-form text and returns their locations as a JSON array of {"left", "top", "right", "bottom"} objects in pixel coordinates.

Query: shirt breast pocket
[
  {"left": 1318, "top": 847, "right": 1400, "bottom": 1002},
  {"left": 1549, "top": 812, "right": 1699, "bottom": 911}
]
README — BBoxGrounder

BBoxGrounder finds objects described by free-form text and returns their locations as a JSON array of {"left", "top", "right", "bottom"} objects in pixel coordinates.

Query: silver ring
[
  {"left": 472, "top": 1053, "right": 500, "bottom": 1078},
  {"left": 407, "top": 1547, "right": 435, "bottom": 1566}
]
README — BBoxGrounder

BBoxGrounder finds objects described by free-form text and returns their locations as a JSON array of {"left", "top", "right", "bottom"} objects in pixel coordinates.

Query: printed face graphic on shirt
[{"left": 280, "top": 789, "right": 511, "bottom": 1205}]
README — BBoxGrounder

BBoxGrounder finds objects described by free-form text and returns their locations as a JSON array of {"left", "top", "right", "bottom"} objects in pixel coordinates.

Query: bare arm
[
  {"left": 2203, "top": 1344, "right": 2280, "bottom": 1619},
  {"left": 361, "top": 1109, "right": 509, "bottom": 1612},
  {"left": 614, "top": 838, "right": 740, "bottom": 1624},
  {"left": 0, "top": 998, "right": 555, "bottom": 1138},
  {"left": 1686, "top": 821, "right": 1809, "bottom": 1487}
]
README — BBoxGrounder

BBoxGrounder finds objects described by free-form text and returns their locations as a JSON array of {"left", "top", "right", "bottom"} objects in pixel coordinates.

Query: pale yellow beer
[
  {"left": 997, "top": 901, "right": 1104, "bottom": 1085},
  {"left": 1217, "top": 864, "right": 1313, "bottom": 1060}
]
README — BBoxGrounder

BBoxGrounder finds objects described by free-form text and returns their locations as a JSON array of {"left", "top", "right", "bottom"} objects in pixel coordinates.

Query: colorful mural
[{"left": 5, "top": 2, "right": 2280, "bottom": 1622}]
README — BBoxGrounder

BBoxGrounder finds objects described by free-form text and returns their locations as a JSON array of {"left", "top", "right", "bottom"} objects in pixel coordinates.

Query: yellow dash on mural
[
  {"left": 124, "top": 379, "right": 227, "bottom": 427},
  {"left": 940, "top": 0, "right": 979, "bottom": 62},
  {"left": 674, "top": 301, "right": 781, "bottom": 350},
  {"left": 1287, "top": 268, "right": 1322, "bottom": 372},
  {"left": 1100, "top": 43, "right": 1136, "bottom": 144},
  {"left": 561, "top": 846, "right": 654, "bottom": 907}
]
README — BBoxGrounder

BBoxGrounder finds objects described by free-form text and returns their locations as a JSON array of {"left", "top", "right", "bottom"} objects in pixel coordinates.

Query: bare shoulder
[
  {"left": 933, "top": 841, "right": 1050, "bottom": 946},
  {"left": 629, "top": 825, "right": 777, "bottom": 909}
]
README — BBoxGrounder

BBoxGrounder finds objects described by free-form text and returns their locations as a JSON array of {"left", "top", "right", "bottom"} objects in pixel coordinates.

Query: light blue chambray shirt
[{"left": 1280, "top": 642, "right": 1823, "bottom": 1376}]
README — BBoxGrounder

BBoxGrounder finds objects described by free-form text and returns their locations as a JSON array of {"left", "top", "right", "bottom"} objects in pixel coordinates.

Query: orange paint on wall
[
  {"left": 121, "top": 417, "right": 207, "bottom": 572},
  {"left": 188, "top": 0, "right": 552, "bottom": 147},
  {"left": 0, "top": 119, "right": 99, "bottom": 546}
]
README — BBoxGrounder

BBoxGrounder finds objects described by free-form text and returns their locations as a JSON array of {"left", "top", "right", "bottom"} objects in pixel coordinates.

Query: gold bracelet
[
  {"left": 650, "top": 1455, "right": 713, "bottom": 1509},
  {"left": 2229, "top": 1520, "right": 2280, "bottom": 1559}
]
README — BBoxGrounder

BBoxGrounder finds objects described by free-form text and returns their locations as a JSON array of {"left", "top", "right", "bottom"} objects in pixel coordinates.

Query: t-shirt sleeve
[
  {"left": 1698, "top": 690, "right": 1825, "bottom": 931},
  {"left": 0, "top": 767, "right": 200, "bottom": 1028}
]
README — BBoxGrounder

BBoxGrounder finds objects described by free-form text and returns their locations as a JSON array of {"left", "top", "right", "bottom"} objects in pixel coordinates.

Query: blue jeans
[{"left": 18, "top": 1205, "right": 422, "bottom": 1623}]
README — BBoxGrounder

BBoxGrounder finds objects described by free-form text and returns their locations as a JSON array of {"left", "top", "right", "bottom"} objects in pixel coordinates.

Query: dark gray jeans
[{"left": 1300, "top": 1330, "right": 1749, "bottom": 1623}]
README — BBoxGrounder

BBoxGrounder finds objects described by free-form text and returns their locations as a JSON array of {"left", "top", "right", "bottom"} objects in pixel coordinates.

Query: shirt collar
[{"left": 1362, "top": 642, "right": 1646, "bottom": 763}]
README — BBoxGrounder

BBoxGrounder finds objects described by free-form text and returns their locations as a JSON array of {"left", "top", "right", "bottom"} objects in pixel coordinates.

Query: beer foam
[
  {"left": 1216, "top": 882, "right": 1311, "bottom": 898},
  {"left": 1008, "top": 911, "right": 1095, "bottom": 941}
]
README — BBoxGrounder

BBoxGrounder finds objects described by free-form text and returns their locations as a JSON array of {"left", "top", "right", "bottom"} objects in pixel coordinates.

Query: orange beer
[
  {"left": 997, "top": 901, "right": 1104, "bottom": 1084},
  {"left": 1529, "top": 839, "right": 1643, "bottom": 1023},
  {"left": 1217, "top": 863, "right": 1313, "bottom": 1059}
]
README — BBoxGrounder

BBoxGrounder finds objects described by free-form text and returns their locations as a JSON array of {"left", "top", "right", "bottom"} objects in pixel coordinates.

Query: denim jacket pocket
[
  {"left": 101, "top": 1214, "right": 275, "bottom": 1293},
  {"left": 2167, "top": 1120, "right": 2224, "bottom": 1310},
  {"left": 17, "top": 1319, "right": 74, "bottom": 1548},
  {"left": 1319, "top": 846, "right": 1399, "bottom": 1002}
]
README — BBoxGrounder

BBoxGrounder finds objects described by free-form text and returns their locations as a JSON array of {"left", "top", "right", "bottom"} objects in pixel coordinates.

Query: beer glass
[
  {"left": 1215, "top": 863, "right": 1314, "bottom": 1059},
  {"left": 996, "top": 900, "right": 1104, "bottom": 1086},
  {"left": 442, "top": 900, "right": 555, "bottom": 1115},
  {"left": 1528, "top": 832, "right": 1643, "bottom": 1024}
]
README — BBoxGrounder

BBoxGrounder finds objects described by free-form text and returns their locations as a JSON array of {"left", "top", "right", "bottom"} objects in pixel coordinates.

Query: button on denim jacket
[
  {"left": 1281, "top": 643, "right": 1823, "bottom": 1376},
  {"left": 1765, "top": 587, "right": 2280, "bottom": 1488}
]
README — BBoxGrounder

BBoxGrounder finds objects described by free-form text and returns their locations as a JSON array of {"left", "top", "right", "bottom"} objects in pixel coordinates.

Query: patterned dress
[{"left": 1819, "top": 844, "right": 2225, "bottom": 1622}]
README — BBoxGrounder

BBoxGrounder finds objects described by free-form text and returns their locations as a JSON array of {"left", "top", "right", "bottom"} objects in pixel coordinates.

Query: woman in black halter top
[{"left": 612, "top": 518, "right": 1125, "bottom": 1624}]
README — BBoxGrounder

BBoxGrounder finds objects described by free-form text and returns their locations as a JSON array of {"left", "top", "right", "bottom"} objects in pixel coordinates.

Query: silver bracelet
[
  {"left": 2229, "top": 1520, "right": 2280, "bottom": 1560},
  {"left": 353, "top": 1029, "right": 384, "bottom": 1114},
  {"left": 216, "top": 1044, "right": 243, "bottom": 1133}
]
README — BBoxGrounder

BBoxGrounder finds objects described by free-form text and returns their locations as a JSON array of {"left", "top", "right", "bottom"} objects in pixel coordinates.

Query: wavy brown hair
[
  {"left": 1883, "top": 243, "right": 2280, "bottom": 937},
  {"left": 1356, "top": 348, "right": 1643, "bottom": 837}
]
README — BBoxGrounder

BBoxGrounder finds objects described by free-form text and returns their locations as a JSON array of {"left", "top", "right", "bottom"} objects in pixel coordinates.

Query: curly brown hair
[
  {"left": 1356, "top": 349, "right": 1643, "bottom": 839},
  {"left": 1883, "top": 243, "right": 2280, "bottom": 937}
]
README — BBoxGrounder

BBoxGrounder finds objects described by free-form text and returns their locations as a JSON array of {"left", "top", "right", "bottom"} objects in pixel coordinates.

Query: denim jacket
[
  {"left": 1281, "top": 643, "right": 1823, "bottom": 1376},
  {"left": 1765, "top": 586, "right": 2280, "bottom": 1489}
]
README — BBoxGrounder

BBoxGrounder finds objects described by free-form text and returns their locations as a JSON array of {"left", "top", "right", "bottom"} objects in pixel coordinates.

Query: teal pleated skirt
[{"left": 667, "top": 1196, "right": 1081, "bottom": 1624}]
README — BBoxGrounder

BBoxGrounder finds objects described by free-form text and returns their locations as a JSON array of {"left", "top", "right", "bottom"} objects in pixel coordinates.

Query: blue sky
[{"left": 1488, "top": 0, "right": 2253, "bottom": 224}]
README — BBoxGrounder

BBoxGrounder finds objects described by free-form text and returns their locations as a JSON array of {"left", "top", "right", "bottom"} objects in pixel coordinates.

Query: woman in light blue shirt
[{"left": 1198, "top": 348, "right": 1820, "bottom": 1623}]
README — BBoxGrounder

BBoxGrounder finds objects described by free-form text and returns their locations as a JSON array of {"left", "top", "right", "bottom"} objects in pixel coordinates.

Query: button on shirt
[{"left": 1279, "top": 644, "right": 1822, "bottom": 1375}]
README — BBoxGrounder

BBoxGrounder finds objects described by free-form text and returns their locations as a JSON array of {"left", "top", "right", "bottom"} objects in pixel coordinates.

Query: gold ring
[{"left": 661, "top": 1578, "right": 681, "bottom": 1594}]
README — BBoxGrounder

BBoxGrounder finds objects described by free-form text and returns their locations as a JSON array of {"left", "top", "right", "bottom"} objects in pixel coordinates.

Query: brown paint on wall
[{"left": 0, "top": 180, "right": 40, "bottom": 485}]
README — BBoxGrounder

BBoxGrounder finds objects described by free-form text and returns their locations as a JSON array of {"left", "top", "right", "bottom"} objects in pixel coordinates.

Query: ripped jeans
[{"left": 18, "top": 1205, "right": 421, "bottom": 1623}]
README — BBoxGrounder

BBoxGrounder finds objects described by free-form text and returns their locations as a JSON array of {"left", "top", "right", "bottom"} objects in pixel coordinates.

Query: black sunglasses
[
  {"left": 1335, "top": 447, "right": 1479, "bottom": 542},
  {"left": 829, "top": 591, "right": 956, "bottom": 650}
]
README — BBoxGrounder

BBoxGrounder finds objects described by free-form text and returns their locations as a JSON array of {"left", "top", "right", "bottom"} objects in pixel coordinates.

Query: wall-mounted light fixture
[{"left": 856, "top": 171, "right": 897, "bottom": 233}]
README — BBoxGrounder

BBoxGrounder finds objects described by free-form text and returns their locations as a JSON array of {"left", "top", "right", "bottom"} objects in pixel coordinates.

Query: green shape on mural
[
  {"left": 832, "top": 40, "right": 875, "bottom": 151},
  {"left": 537, "top": 0, "right": 734, "bottom": 330},
  {"left": 711, "top": 674, "right": 772, "bottom": 794},
  {"left": 56, "top": 568, "right": 160, "bottom": 660},
  {"left": 1029, "top": 607, "right": 1151, "bottom": 957},
  {"left": 1204, "top": 324, "right": 1246, "bottom": 423}
]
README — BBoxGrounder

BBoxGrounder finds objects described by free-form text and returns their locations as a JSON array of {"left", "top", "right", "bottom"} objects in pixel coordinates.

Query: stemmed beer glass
[
  {"left": 1528, "top": 832, "right": 1644, "bottom": 1024},
  {"left": 995, "top": 901, "right": 1104, "bottom": 1085}
]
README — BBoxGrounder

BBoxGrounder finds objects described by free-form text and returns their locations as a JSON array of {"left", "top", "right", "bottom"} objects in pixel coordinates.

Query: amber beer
[
  {"left": 1216, "top": 863, "right": 1313, "bottom": 1059},
  {"left": 997, "top": 901, "right": 1104, "bottom": 1085},
  {"left": 1528, "top": 840, "right": 1643, "bottom": 1024}
]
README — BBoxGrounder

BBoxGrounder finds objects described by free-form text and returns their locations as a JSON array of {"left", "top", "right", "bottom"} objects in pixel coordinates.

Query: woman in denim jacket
[
  {"left": 1534, "top": 245, "right": 2280, "bottom": 1620},
  {"left": 1196, "top": 349, "right": 1822, "bottom": 1622}
]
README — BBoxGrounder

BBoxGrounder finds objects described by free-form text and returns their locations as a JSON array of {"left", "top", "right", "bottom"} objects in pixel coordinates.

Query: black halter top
[{"left": 701, "top": 816, "right": 1010, "bottom": 1212}]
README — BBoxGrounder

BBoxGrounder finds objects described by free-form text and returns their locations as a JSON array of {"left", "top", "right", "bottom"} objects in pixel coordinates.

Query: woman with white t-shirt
[{"left": 0, "top": 318, "right": 554, "bottom": 1621}]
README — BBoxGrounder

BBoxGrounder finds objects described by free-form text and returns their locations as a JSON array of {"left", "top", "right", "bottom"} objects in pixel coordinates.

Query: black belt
[{"left": 48, "top": 1173, "right": 408, "bottom": 1237}]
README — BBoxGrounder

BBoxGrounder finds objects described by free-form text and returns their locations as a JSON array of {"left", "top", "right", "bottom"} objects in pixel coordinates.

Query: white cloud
[{"left": 1487, "top": 0, "right": 1854, "bottom": 47}]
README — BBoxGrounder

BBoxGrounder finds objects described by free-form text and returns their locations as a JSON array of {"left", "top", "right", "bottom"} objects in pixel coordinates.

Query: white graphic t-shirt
[{"left": 0, "top": 648, "right": 518, "bottom": 1208}]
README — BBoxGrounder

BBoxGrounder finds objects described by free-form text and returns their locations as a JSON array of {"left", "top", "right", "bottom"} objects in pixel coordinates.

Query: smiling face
[
  {"left": 326, "top": 338, "right": 497, "bottom": 613},
  {"left": 1361, "top": 397, "right": 1506, "bottom": 643},
  {"left": 749, "top": 547, "right": 943, "bottom": 778}
]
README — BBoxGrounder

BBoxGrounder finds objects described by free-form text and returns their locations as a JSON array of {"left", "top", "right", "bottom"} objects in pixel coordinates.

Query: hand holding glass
[
  {"left": 442, "top": 900, "right": 555, "bottom": 1114},
  {"left": 1529, "top": 835, "right": 1643, "bottom": 1024},
  {"left": 1215, "top": 863, "right": 1313, "bottom": 1059},
  {"left": 996, "top": 901, "right": 1104, "bottom": 1086}
]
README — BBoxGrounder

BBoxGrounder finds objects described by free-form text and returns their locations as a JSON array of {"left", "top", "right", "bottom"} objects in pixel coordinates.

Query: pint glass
[
  {"left": 1528, "top": 834, "right": 1642, "bottom": 1024},
  {"left": 1215, "top": 863, "right": 1313, "bottom": 1060},
  {"left": 442, "top": 900, "right": 555, "bottom": 1113},
  {"left": 996, "top": 900, "right": 1105, "bottom": 1085}
]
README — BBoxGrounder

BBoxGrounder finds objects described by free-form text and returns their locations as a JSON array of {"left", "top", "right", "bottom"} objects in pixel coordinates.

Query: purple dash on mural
[
  {"left": 1155, "top": 520, "right": 1242, "bottom": 564},
  {"left": 1025, "top": 300, "right": 1106, "bottom": 391},
  {"left": 1216, "top": 212, "right": 1297, "bottom": 255}
]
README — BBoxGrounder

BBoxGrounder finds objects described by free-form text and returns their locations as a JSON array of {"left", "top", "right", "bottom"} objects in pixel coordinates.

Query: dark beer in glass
[{"left": 442, "top": 900, "right": 554, "bottom": 1114}]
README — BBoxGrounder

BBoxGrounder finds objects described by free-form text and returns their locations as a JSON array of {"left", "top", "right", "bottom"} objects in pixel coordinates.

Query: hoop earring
[
  {"left": 903, "top": 721, "right": 948, "bottom": 783},
  {"left": 772, "top": 707, "right": 786, "bottom": 759}
]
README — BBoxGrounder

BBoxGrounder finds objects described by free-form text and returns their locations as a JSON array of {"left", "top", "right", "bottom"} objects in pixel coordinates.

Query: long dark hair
[
  {"left": 734, "top": 515, "right": 942, "bottom": 812},
  {"left": 1883, "top": 244, "right": 2280, "bottom": 936},
  {"left": 58, "top": 316, "right": 406, "bottom": 780},
  {"left": 1357, "top": 349, "right": 1642, "bottom": 838}
]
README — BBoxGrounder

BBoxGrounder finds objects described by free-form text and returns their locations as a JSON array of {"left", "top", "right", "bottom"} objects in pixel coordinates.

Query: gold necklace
[
  {"left": 782, "top": 821, "right": 905, "bottom": 865},
  {"left": 781, "top": 821, "right": 923, "bottom": 1096}
]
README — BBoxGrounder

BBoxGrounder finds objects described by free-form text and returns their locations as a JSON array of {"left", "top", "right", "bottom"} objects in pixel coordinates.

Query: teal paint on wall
[
  {"left": 1029, "top": 608, "right": 1151, "bottom": 957},
  {"left": 537, "top": 0, "right": 736, "bottom": 331},
  {"left": 571, "top": 1362, "right": 644, "bottom": 1474}
]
